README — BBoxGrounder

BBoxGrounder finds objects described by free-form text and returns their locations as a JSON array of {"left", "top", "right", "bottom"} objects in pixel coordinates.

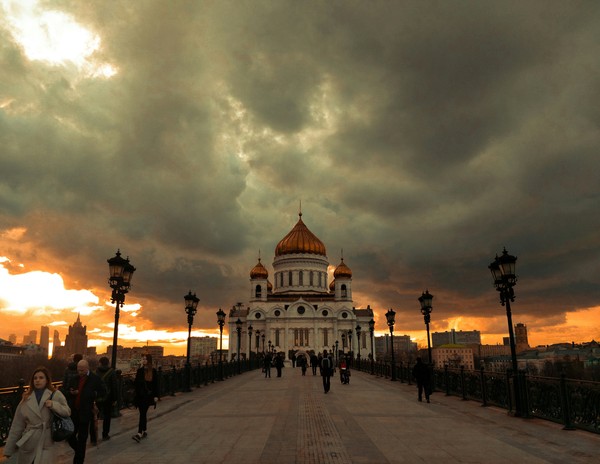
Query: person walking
[
  {"left": 320, "top": 350, "right": 333, "bottom": 393},
  {"left": 310, "top": 353, "right": 319, "bottom": 375},
  {"left": 263, "top": 353, "right": 272, "bottom": 378},
  {"left": 274, "top": 353, "right": 284, "bottom": 377},
  {"left": 66, "top": 359, "right": 105, "bottom": 464},
  {"left": 412, "top": 357, "right": 432, "bottom": 403},
  {"left": 132, "top": 354, "right": 159, "bottom": 443},
  {"left": 299, "top": 355, "right": 307, "bottom": 376},
  {"left": 95, "top": 356, "right": 117, "bottom": 441},
  {"left": 3, "top": 367, "right": 71, "bottom": 464}
]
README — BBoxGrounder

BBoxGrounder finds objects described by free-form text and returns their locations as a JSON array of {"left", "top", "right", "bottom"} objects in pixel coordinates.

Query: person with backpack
[
  {"left": 95, "top": 356, "right": 117, "bottom": 441},
  {"left": 320, "top": 350, "right": 333, "bottom": 393}
]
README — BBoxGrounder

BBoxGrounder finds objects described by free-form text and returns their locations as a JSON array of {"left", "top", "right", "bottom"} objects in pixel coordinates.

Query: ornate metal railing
[
  {"left": 355, "top": 359, "right": 600, "bottom": 434},
  {"left": 0, "top": 359, "right": 260, "bottom": 446}
]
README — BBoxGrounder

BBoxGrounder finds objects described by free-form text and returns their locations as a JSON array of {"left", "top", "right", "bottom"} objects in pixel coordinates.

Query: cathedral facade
[{"left": 228, "top": 213, "right": 375, "bottom": 361}]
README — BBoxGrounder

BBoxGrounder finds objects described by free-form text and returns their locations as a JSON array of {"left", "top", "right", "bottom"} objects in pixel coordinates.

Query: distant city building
[
  {"left": 190, "top": 336, "right": 217, "bottom": 359},
  {"left": 470, "top": 344, "right": 511, "bottom": 359},
  {"left": 432, "top": 329, "right": 481, "bottom": 347},
  {"left": 8, "top": 334, "right": 17, "bottom": 344},
  {"left": 431, "top": 344, "right": 475, "bottom": 369},
  {"left": 39, "top": 326, "right": 49, "bottom": 356},
  {"left": 63, "top": 314, "right": 88, "bottom": 358},
  {"left": 107, "top": 345, "right": 164, "bottom": 361},
  {"left": 514, "top": 323, "right": 530, "bottom": 353},
  {"left": 374, "top": 334, "right": 416, "bottom": 359},
  {"left": 23, "top": 330, "right": 37, "bottom": 345}
]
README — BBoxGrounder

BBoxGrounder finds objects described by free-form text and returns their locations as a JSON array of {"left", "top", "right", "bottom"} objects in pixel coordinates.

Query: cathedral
[{"left": 228, "top": 212, "right": 375, "bottom": 361}]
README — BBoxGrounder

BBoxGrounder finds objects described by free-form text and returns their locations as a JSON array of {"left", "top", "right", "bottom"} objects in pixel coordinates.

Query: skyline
[{"left": 1, "top": 1, "right": 600, "bottom": 356}]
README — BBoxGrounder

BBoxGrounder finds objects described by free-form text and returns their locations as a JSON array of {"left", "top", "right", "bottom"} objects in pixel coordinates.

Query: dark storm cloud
[{"left": 1, "top": 0, "right": 600, "bottom": 339}]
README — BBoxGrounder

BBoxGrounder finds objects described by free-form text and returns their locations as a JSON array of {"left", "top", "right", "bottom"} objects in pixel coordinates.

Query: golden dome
[
  {"left": 250, "top": 258, "right": 269, "bottom": 279},
  {"left": 334, "top": 258, "right": 352, "bottom": 278},
  {"left": 275, "top": 213, "right": 326, "bottom": 257}
]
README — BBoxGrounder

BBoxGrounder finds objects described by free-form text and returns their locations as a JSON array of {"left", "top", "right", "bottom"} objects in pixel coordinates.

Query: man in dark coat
[
  {"left": 412, "top": 357, "right": 431, "bottom": 403},
  {"left": 320, "top": 350, "right": 333, "bottom": 393},
  {"left": 95, "top": 356, "right": 117, "bottom": 440},
  {"left": 310, "top": 353, "right": 319, "bottom": 375},
  {"left": 67, "top": 359, "right": 105, "bottom": 464}
]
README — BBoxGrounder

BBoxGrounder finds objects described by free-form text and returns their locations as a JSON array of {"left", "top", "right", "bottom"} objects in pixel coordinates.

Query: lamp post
[
  {"left": 247, "top": 324, "right": 253, "bottom": 362},
  {"left": 386, "top": 308, "right": 397, "bottom": 381},
  {"left": 368, "top": 318, "right": 375, "bottom": 374},
  {"left": 335, "top": 340, "right": 339, "bottom": 363},
  {"left": 255, "top": 332, "right": 260, "bottom": 357},
  {"left": 268, "top": 340, "right": 272, "bottom": 354},
  {"left": 355, "top": 325, "right": 362, "bottom": 361},
  {"left": 216, "top": 308, "right": 226, "bottom": 381},
  {"left": 341, "top": 332, "right": 346, "bottom": 353},
  {"left": 236, "top": 318, "right": 242, "bottom": 374},
  {"left": 107, "top": 250, "right": 136, "bottom": 370},
  {"left": 489, "top": 248, "right": 522, "bottom": 416},
  {"left": 183, "top": 291, "right": 200, "bottom": 392},
  {"left": 261, "top": 333, "right": 265, "bottom": 353},
  {"left": 418, "top": 290, "right": 434, "bottom": 365}
]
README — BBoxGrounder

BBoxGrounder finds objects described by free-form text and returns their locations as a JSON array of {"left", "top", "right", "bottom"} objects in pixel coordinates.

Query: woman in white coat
[{"left": 3, "top": 366, "right": 71, "bottom": 464}]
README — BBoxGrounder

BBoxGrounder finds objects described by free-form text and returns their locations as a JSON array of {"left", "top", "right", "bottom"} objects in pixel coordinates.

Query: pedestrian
[
  {"left": 66, "top": 359, "right": 105, "bottom": 464},
  {"left": 263, "top": 353, "right": 272, "bottom": 378},
  {"left": 320, "top": 350, "right": 333, "bottom": 393},
  {"left": 310, "top": 353, "right": 319, "bottom": 375},
  {"left": 3, "top": 366, "right": 71, "bottom": 464},
  {"left": 132, "top": 354, "right": 159, "bottom": 443},
  {"left": 95, "top": 356, "right": 117, "bottom": 441},
  {"left": 291, "top": 352, "right": 296, "bottom": 368},
  {"left": 298, "top": 355, "right": 308, "bottom": 376},
  {"left": 61, "top": 353, "right": 83, "bottom": 397},
  {"left": 412, "top": 357, "right": 431, "bottom": 403},
  {"left": 274, "top": 353, "right": 284, "bottom": 377}
]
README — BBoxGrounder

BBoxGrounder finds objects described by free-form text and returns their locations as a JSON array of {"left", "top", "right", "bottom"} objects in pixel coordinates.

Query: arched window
[
  {"left": 288, "top": 271, "right": 293, "bottom": 286},
  {"left": 341, "top": 284, "right": 347, "bottom": 298},
  {"left": 280, "top": 272, "right": 284, "bottom": 287},
  {"left": 299, "top": 271, "right": 304, "bottom": 286},
  {"left": 255, "top": 284, "right": 262, "bottom": 298},
  {"left": 309, "top": 271, "right": 314, "bottom": 286}
]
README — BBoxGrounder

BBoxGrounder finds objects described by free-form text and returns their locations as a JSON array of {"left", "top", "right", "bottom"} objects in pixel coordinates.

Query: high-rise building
[
  {"left": 63, "top": 314, "right": 88, "bottom": 358},
  {"left": 40, "top": 326, "right": 49, "bottom": 356},
  {"left": 190, "top": 336, "right": 217, "bottom": 359},
  {"left": 514, "top": 323, "right": 530, "bottom": 353},
  {"left": 23, "top": 330, "right": 37, "bottom": 345},
  {"left": 53, "top": 330, "right": 61, "bottom": 348},
  {"left": 8, "top": 334, "right": 16, "bottom": 344},
  {"left": 432, "top": 329, "right": 481, "bottom": 347}
]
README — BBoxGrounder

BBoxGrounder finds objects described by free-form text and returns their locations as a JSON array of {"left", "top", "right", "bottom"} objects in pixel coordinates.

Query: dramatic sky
[{"left": 1, "top": 0, "right": 599, "bottom": 356}]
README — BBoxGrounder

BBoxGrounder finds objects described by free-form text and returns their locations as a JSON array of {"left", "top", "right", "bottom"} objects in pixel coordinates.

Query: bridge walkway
[{"left": 45, "top": 367, "right": 600, "bottom": 464}]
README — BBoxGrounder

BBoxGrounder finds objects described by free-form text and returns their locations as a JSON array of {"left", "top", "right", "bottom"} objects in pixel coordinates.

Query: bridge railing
[
  {"left": 0, "top": 358, "right": 261, "bottom": 446},
  {"left": 354, "top": 358, "right": 600, "bottom": 434}
]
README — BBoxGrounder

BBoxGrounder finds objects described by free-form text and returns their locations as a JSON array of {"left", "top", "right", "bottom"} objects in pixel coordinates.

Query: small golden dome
[
  {"left": 329, "top": 279, "right": 335, "bottom": 291},
  {"left": 267, "top": 280, "right": 273, "bottom": 291},
  {"left": 275, "top": 213, "right": 326, "bottom": 256},
  {"left": 334, "top": 258, "right": 352, "bottom": 278},
  {"left": 250, "top": 258, "right": 269, "bottom": 279}
]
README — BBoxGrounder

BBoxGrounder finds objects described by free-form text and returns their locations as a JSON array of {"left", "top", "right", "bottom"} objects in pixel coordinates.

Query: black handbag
[{"left": 49, "top": 392, "right": 75, "bottom": 441}]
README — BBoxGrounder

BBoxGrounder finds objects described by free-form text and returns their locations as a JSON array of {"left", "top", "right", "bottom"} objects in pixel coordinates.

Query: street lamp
[
  {"left": 418, "top": 290, "right": 434, "bottom": 365},
  {"left": 489, "top": 248, "right": 522, "bottom": 416},
  {"left": 107, "top": 250, "right": 136, "bottom": 370},
  {"left": 268, "top": 340, "right": 272, "bottom": 354},
  {"left": 236, "top": 318, "right": 242, "bottom": 374},
  {"left": 261, "top": 333, "right": 265, "bottom": 353},
  {"left": 216, "top": 308, "right": 226, "bottom": 381},
  {"left": 355, "top": 325, "right": 362, "bottom": 361},
  {"left": 183, "top": 291, "right": 200, "bottom": 392},
  {"left": 385, "top": 308, "right": 397, "bottom": 381},
  {"left": 335, "top": 340, "right": 339, "bottom": 363},
  {"left": 368, "top": 318, "right": 375, "bottom": 374},
  {"left": 247, "top": 324, "right": 253, "bottom": 361},
  {"left": 341, "top": 332, "right": 346, "bottom": 352}
]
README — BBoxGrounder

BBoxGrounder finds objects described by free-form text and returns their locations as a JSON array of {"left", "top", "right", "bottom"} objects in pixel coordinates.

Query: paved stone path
[{"left": 5, "top": 368, "right": 599, "bottom": 463}]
